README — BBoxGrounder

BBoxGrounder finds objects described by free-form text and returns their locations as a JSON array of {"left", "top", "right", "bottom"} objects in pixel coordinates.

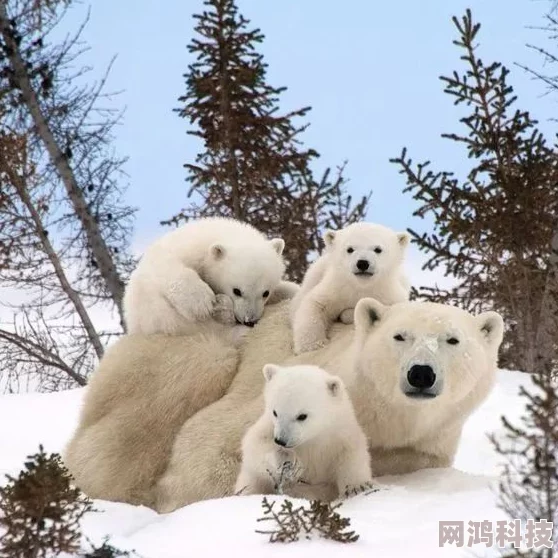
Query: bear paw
[
  {"left": 170, "top": 280, "right": 216, "bottom": 320},
  {"left": 294, "top": 338, "right": 327, "bottom": 355},
  {"left": 342, "top": 480, "right": 381, "bottom": 499},
  {"left": 266, "top": 450, "right": 303, "bottom": 494},
  {"left": 338, "top": 308, "right": 355, "bottom": 325},
  {"left": 230, "top": 324, "right": 251, "bottom": 347},
  {"left": 274, "top": 459, "right": 304, "bottom": 494},
  {"left": 212, "top": 294, "right": 236, "bottom": 325}
]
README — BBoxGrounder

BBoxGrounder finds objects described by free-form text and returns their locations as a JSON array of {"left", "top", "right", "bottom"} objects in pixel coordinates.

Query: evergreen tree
[
  {"left": 392, "top": 11, "right": 558, "bottom": 555},
  {"left": 391, "top": 10, "right": 558, "bottom": 372},
  {"left": 166, "top": 0, "right": 370, "bottom": 280},
  {"left": 492, "top": 368, "right": 558, "bottom": 557},
  {"left": 491, "top": 229, "right": 558, "bottom": 558},
  {"left": 0, "top": 445, "right": 135, "bottom": 558},
  {"left": 0, "top": 446, "right": 93, "bottom": 558}
]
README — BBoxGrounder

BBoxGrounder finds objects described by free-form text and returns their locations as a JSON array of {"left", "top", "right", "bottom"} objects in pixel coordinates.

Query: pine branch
[{"left": 256, "top": 496, "right": 359, "bottom": 544}]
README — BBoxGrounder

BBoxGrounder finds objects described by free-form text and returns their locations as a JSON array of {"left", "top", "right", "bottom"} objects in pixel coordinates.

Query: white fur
[
  {"left": 124, "top": 217, "right": 291, "bottom": 334},
  {"left": 290, "top": 222, "right": 411, "bottom": 354},
  {"left": 235, "top": 364, "right": 374, "bottom": 501},
  {"left": 63, "top": 299, "right": 504, "bottom": 511}
]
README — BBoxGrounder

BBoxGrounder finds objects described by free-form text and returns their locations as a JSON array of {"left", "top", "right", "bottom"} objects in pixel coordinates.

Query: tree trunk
[
  {"left": 10, "top": 170, "right": 105, "bottom": 360},
  {"left": 535, "top": 226, "right": 558, "bottom": 375},
  {"left": 0, "top": 3, "right": 126, "bottom": 323},
  {"left": 216, "top": 3, "right": 242, "bottom": 220}
]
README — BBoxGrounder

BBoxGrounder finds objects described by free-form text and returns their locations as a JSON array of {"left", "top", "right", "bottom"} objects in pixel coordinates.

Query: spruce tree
[
  {"left": 166, "top": 0, "right": 370, "bottom": 280},
  {"left": 391, "top": 12, "right": 558, "bottom": 554},
  {"left": 491, "top": 229, "right": 558, "bottom": 558},
  {"left": 391, "top": 10, "right": 558, "bottom": 372},
  {"left": 0, "top": 445, "right": 135, "bottom": 558},
  {"left": 0, "top": 446, "right": 93, "bottom": 558}
]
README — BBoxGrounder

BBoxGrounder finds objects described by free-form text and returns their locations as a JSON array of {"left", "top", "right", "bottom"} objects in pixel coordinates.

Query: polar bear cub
[
  {"left": 235, "top": 363, "right": 375, "bottom": 501},
  {"left": 124, "top": 217, "right": 293, "bottom": 335},
  {"left": 290, "top": 222, "right": 411, "bottom": 354}
]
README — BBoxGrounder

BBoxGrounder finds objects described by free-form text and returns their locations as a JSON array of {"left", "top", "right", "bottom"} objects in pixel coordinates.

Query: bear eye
[
  {"left": 262, "top": 290, "right": 270, "bottom": 298},
  {"left": 233, "top": 288, "right": 242, "bottom": 297},
  {"left": 273, "top": 410, "right": 277, "bottom": 417},
  {"left": 447, "top": 337, "right": 459, "bottom": 345},
  {"left": 393, "top": 333, "right": 405, "bottom": 342},
  {"left": 296, "top": 413, "right": 308, "bottom": 422},
  {"left": 374, "top": 247, "right": 383, "bottom": 254},
  {"left": 346, "top": 247, "right": 354, "bottom": 254}
]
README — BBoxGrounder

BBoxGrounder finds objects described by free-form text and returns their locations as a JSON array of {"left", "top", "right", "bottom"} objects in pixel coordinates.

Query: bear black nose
[
  {"left": 274, "top": 437, "right": 287, "bottom": 447},
  {"left": 407, "top": 364, "right": 436, "bottom": 390},
  {"left": 244, "top": 320, "right": 256, "bottom": 328},
  {"left": 356, "top": 259, "right": 370, "bottom": 271}
]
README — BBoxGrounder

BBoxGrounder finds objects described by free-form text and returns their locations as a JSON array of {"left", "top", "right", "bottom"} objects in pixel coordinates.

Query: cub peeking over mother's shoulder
[
  {"left": 123, "top": 217, "right": 298, "bottom": 335},
  {"left": 290, "top": 222, "right": 411, "bottom": 354}
]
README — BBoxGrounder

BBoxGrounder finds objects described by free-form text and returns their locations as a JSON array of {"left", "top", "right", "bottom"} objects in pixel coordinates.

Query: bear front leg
[
  {"left": 235, "top": 467, "right": 275, "bottom": 496},
  {"left": 235, "top": 438, "right": 277, "bottom": 496},
  {"left": 212, "top": 294, "right": 236, "bottom": 325},
  {"left": 235, "top": 448, "right": 301, "bottom": 496},
  {"left": 292, "top": 296, "right": 331, "bottom": 355},
  {"left": 267, "top": 280, "right": 300, "bottom": 305},
  {"left": 164, "top": 267, "right": 217, "bottom": 322},
  {"left": 335, "top": 444, "right": 379, "bottom": 500}
]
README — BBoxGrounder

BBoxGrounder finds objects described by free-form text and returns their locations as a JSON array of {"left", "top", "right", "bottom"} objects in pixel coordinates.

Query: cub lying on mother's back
[
  {"left": 124, "top": 217, "right": 297, "bottom": 335},
  {"left": 236, "top": 363, "right": 375, "bottom": 501},
  {"left": 290, "top": 222, "right": 410, "bottom": 354}
]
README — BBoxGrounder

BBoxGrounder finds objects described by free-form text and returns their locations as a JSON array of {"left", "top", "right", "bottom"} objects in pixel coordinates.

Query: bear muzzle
[
  {"left": 352, "top": 259, "right": 375, "bottom": 277},
  {"left": 401, "top": 363, "right": 443, "bottom": 400}
]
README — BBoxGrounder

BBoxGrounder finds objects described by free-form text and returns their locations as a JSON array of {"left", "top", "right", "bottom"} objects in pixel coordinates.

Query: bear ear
[
  {"left": 354, "top": 297, "right": 387, "bottom": 336},
  {"left": 323, "top": 230, "right": 336, "bottom": 247},
  {"left": 262, "top": 363, "right": 281, "bottom": 382},
  {"left": 397, "top": 232, "right": 411, "bottom": 248},
  {"left": 269, "top": 238, "right": 285, "bottom": 255},
  {"left": 209, "top": 243, "right": 226, "bottom": 260},
  {"left": 476, "top": 311, "right": 504, "bottom": 348},
  {"left": 326, "top": 377, "right": 342, "bottom": 397}
]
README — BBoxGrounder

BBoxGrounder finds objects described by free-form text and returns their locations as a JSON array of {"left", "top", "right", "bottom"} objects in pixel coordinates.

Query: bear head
[
  {"left": 353, "top": 297, "right": 504, "bottom": 409},
  {"left": 261, "top": 363, "right": 348, "bottom": 449},
  {"left": 203, "top": 237, "right": 286, "bottom": 326},
  {"left": 323, "top": 222, "right": 409, "bottom": 283}
]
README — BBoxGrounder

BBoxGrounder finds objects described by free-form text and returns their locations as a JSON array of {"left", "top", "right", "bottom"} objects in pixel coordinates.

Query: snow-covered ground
[{"left": 0, "top": 370, "right": 531, "bottom": 557}]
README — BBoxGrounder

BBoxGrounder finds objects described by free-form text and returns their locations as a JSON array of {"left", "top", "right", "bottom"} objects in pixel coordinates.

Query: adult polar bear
[
  {"left": 64, "top": 298, "right": 504, "bottom": 513},
  {"left": 153, "top": 298, "right": 503, "bottom": 512}
]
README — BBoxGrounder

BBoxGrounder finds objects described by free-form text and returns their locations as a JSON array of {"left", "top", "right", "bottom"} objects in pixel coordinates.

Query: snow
[{"left": 0, "top": 370, "right": 534, "bottom": 557}]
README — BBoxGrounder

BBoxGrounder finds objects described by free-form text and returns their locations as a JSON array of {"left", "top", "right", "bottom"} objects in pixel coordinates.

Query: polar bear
[
  {"left": 64, "top": 298, "right": 503, "bottom": 512},
  {"left": 123, "top": 217, "right": 297, "bottom": 335},
  {"left": 63, "top": 329, "right": 241, "bottom": 506},
  {"left": 152, "top": 298, "right": 503, "bottom": 511},
  {"left": 235, "top": 364, "right": 374, "bottom": 501},
  {"left": 290, "top": 222, "right": 411, "bottom": 354}
]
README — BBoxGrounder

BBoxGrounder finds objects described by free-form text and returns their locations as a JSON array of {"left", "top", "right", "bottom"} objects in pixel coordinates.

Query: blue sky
[{"left": 58, "top": 0, "right": 556, "bottom": 254}]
